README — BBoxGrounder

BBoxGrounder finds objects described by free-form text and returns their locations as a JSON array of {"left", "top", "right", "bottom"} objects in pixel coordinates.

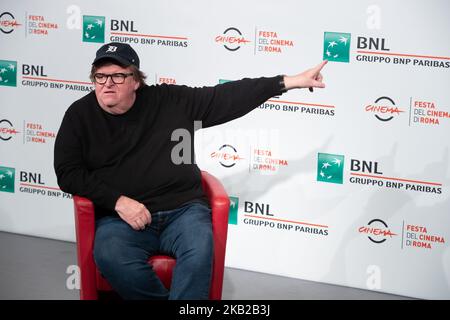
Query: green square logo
[
  {"left": 0, "top": 166, "right": 15, "bottom": 193},
  {"left": 323, "top": 32, "right": 351, "bottom": 63},
  {"left": 317, "top": 153, "right": 344, "bottom": 184},
  {"left": 83, "top": 15, "right": 105, "bottom": 43},
  {"left": 0, "top": 60, "right": 17, "bottom": 87},
  {"left": 228, "top": 196, "right": 239, "bottom": 225}
]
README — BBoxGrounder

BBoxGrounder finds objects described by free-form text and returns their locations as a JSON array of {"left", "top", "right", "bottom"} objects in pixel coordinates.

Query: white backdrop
[{"left": 0, "top": 0, "right": 449, "bottom": 299}]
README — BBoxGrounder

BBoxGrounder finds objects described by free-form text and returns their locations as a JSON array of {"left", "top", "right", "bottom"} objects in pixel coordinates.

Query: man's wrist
[{"left": 278, "top": 75, "right": 288, "bottom": 93}]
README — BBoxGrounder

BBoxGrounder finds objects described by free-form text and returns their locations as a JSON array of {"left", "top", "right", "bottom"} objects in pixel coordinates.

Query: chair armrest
[
  {"left": 201, "top": 171, "right": 230, "bottom": 244},
  {"left": 73, "top": 195, "right": 98, "bottom": 300},
  {"left": 201, "top": 171, "right": 230, "bottom": 300}
]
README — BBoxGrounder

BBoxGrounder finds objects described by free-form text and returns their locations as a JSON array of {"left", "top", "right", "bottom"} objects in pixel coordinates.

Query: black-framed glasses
[{"left": 93, "top": 72, "right": 134, "bottom": 84}]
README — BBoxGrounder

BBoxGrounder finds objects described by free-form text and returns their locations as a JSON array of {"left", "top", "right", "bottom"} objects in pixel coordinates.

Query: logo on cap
[{"left": 106, "top": 46, "right": 117, "bottom": 53}]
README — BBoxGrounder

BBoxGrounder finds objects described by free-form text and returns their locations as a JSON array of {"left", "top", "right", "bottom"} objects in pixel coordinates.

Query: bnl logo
[
  {"left": 228, "top": 196, "right": 239, "bottom": 225},
  {"left": 228, "top": 197, "right": 273, "bottom": 225},
  {"left": 82, "top": 15, "right": 105, "bottom": 43},
  {"left": 0, "top": 60, "right": 17, "bottom": 87},
  {"left": 323, "top": 32, "right": 351, "bottom": 63},
  {"left": 0, "top": 166, "right": 15, "bottom": 193},
  {"left": 317, "top": 153, "right": 344, "bottom": 184}
]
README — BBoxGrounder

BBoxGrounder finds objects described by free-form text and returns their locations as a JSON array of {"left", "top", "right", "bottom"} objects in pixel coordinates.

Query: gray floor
[{"left": 0, "top": 231, "right": 413, "bottom": 300}]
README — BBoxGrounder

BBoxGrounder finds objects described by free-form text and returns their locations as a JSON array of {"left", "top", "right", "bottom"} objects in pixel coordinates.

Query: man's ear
[{"left": 134, "top": 81, "right": 140, "bottom": 91}]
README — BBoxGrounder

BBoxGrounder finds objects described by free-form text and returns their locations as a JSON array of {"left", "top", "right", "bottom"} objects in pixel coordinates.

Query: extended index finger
[{"left": 315, "top": 60, "right": 328, "bottom": 72}]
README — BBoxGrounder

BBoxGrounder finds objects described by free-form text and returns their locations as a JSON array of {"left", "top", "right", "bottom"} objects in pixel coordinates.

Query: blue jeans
[{"left": 93, "top": 202, "right": 213, "bottom": 300}]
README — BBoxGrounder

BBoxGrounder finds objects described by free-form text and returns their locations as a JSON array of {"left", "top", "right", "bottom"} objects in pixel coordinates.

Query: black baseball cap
[{"left": 92, "top": 42, "right": 140, "bottom": 69}]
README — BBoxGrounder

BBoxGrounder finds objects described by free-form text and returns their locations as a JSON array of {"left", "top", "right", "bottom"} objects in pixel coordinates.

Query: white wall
[{"left": 0, "top": 0, "right": 449, "bottom": 299}]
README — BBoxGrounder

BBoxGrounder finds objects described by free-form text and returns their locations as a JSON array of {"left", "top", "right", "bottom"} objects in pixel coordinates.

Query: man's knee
[
  {"left": 94, "top": 219, "right": 131, "bottom": 267},
  {"left": 182, "top": 230, "right": 214, "bottom": 269},
  {"left": 93, "top": 235, "right": 126, "bottom": 273}
]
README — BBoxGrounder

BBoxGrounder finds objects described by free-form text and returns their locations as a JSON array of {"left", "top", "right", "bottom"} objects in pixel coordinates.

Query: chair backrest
[{"left": 73, "top": 171, "right": 230, "bottom": 300}]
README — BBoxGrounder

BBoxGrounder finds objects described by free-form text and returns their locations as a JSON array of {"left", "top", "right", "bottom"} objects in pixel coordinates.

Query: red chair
[{"left": 73, "top": 171, "right": 230, "bottom": 300}]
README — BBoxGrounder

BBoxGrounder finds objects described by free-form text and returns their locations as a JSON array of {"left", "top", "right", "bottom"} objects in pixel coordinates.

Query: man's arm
[
  {"left": 54, "top": 111, "right": 150, "bottom": 230},
  {"left": 160, "top": 60, "right": 328, "bottom": 128}
]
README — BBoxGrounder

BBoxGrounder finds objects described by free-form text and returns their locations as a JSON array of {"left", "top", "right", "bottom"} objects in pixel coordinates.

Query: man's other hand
[{"left": 115, "top": 195, "right": 151, "bottom": 230}]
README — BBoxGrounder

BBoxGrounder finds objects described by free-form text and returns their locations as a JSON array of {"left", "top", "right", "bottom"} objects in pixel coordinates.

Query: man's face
[{"left": 94, "top": 63, "right": 140, "bottom": 115}]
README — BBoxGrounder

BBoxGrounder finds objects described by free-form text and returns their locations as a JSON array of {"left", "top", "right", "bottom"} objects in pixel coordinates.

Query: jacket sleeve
[
  {"left": 54, "top": 110, "right": 122, "bottom": 210},
  {"left": 161, "top": 75, "right": 284, "bottom": 128}
]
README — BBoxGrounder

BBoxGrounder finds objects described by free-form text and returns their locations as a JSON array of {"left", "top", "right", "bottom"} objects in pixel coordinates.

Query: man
[{"left": 54, "top": 42, "right": 327, "bottom": 300}]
